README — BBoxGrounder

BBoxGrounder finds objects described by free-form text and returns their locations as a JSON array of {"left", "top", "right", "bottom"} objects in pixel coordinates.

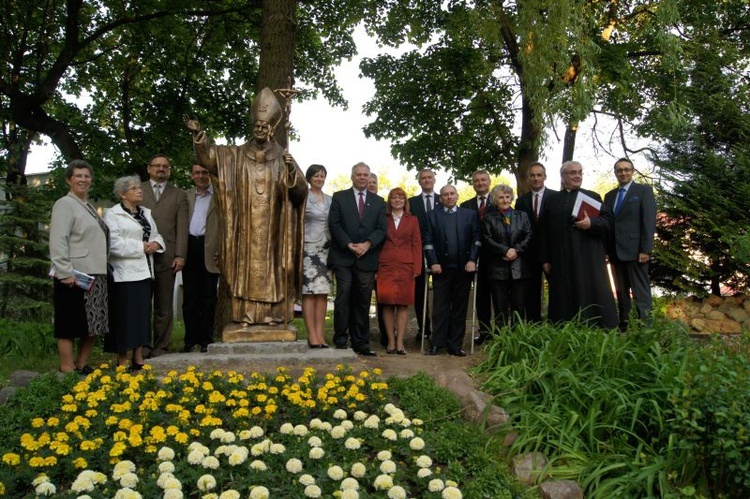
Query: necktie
[
  {"left": 479, "top": 196, "right": 486, "bottom": 219},
  {"left": 533, "top": 193, "right": 539, "bottom": 221},
  {"left": 154, "top": 184, "right": 161, "bottom": 202},
  {"left": 614, "top": 187, "right": 626, "bottom": 216},
  {"left": 425, "top": 194, "right": 432, "bottom": 212},
  {"left": 358, "top": 192, "right": 365, "bottom": 218}
]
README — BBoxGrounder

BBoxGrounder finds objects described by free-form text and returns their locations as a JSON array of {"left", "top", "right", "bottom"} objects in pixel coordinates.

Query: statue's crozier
[{"left": 192, "top": 88, "right": 307, "bottom": 342}]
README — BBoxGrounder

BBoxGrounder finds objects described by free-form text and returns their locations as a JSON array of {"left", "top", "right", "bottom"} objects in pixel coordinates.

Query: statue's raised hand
[{"left": 183, "top": 114, "right": 201, "bottom": 134}]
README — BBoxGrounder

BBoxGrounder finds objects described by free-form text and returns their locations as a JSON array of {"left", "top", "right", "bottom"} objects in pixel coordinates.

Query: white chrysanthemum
[
  {"left": 158, "top": 461, "right": 176, "bottom": 474},
  {"left": 333, "top": 409, "right": 348, "bottom": 420},
  {"left": 330, "top": 425, "right": 347, "bottom": 439},
  {"left": 71, "top": 475, "right": 95, "bottom": 493},
  {"left": 77, "top": 495, "right": 93, "bottom": 499},
  {"left": 201, "top": 495, "right": 218, "bottom": 499},
  {"left": 446, "top": 480, "right": 458, "bottom": 487},
  {"left": 202, "top": 456, "right": 220, "bottom": 469},
  {"left": 249, "top": 485, "right": 270, "bottom": 499},
  {"left": 412, "top": 418, "right": 424, "bottom": 426},
  {"left": 118, "top": 472, "right": 138, "bottom": 488},
  {"left": 309, "top": 447, "right": 325, "bottom": 459},
  {"left": 270, "top": 443, "right": 286, "bottom": 454},
  {"left": 210, "top": 429, "right": 225, "bottom": 440},
  {"left": 298, "top": 473, "right": 316, "bottom": 486},
  {"left": 250, "top": 443, "right": 265, "bottom": 456},
  {"left": 248, "top": 426, "right": 265, "bottom": 438},
  {"left": 156, "top": 472, "right": 175, "bottom": 488},
  {"left": 376, "top": 450, "right": 392, "bottom": 461},
  {"left": 214, "top": 444, "right": 229, "bottom": 456},
  {"left": 220, "top": 431, "right": 236, "bottom": 443},
  {"left": 340, "top": 420, "right": 354, "bottom": 431},
  {"left": 309, "top": 418, "right": 323, "bottom": 430},
  {"left": 250, "top": 460, "right": 267, "bottom": 471},
  {"left": 161, "top": 475, "right": 182, "bottom": 490},
  {"left": 34, "top": 481, "right": 56, "bottom": 496},
  {"left": 380, "top": 460, "right": 397, "bottom": 474},
  {"left": 442, "top": 486, "right": 463, "bottom": 499},
  {"left": 218, "top": 490, "right": 241, "bottom": 499},
  {"left": 188, "top": 442, "right": 210, "bottom": 455},
  {"left": 384, "top": 403, "right": 397, "bottom": 414},
  {"left": 113, "top": 488, "right": 142, "bottom": 499},
  {"left": 304, "top": 484, "right": 322, "bottom": 498},
  {"left": 293, "top": 424, "right": 309, "bottom": 436},
  {"left": 428, "top": 478, "right": 445, "bottom": 492},
  {"left": 157, "top": 447, "right": 176, "bottom": 461},
  {"left": 187, "top": 449, "right": 204, "bottom": 465},
  {"left": 364, "top": 415, "right": 380, "bottom": 429},
  {"left": 112, "top": 460, "right": 136, "bottom": 479},
  {"left": 373, "top": 474, "right": 394, "bottom": 490},
  {"left": 227, "top": 449, "right": 247, "bottom": 466},
  {"left": 399, "top": 418, "right": 412, "bottom": 427},
  {"left": 382, "top": 428, "right": 398, "bottom": 441},
  {"left": 320, "top": 421, "right": 332, "bottom": 432},
  {"left": 327, "top": 465, "right": 345, "bottom": 481},
  {"left": 350, "top": 462, "right": 366, "bottom": 478},
  {"left": 341, "top": 477, "right": 359, "bottom": 490},
  {"left": 388, "top": 485, "right": 407, "bottom": 499},
  {"left": 410, "top": 437, "right": 425, "bottom": 450},
  {"left": 341, "top": 489, "right": 359, "bottom": 499},
  {"left": 399, "top": 429, "right": 415, "bottom": 439},
  {"left": 307, "top": 436, "right": 323, "bottom": 447},
  {"left": 163, "top": 489, "right": 183, "bottom": 499},
  {"left": 417, "top": 467, "right": 433, "bottom": 478},
  {"left": 280, "top": 422, "right": 294, "bottom": 434},
  {"left": 353, "top": 410, "right": 367, "bottom": 421},
  {"left": 286, "top": 458, "right": 303, "bottom": 474},
  {"left": 239, "top": 429, "right": 252, "bottom": 440},
  {"left": 344, "top": 437, "right": 361, "bottom": 450},
  {"left": 416, "top": 455, "right": 433, "bottom": 468},
  {"left": 197, "top": 474, "right": 217, "bottom": 491}
]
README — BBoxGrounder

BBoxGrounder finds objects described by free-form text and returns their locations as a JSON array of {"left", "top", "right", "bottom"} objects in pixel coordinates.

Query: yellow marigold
[
  {"left": 54, "top": 432, "right": 69, "bottom": 442},
  {"left": 37, "top": 433, "right": 51, "bottom": 446},
  {"left": 74, "top": 416, "right": 91, "bottom": 429},
  {"left": 73, "top": 457, "right": 87, "bottom": 469},
  {"left": 61, "top": 403, "right": 77, "bottom": 412},
  {"left": 85, "top": 409, "right": 97, "bottom": 419},
  {"left": 256, "top": 394, "right": 268, "bottom": 403},
  {"left": 28, "top": 456, "right": 45, "bottom": 467},
  {"left": 166, "top": 425, "right": 179, "bottom": 436},
  {"left": 268, "top": 386, "right": 279, "bottom": 395},
  {"left": 105, "top": 416, "right": 119, "bottom": 426},
  {"left": 178, "top": 410, "right": 191, "bottom": 424},
  {"left": 257, "top": 382, "right": 268, "bottom": 390},
  {"left": 195, "top": 404, "right": 208, "bottom": 414},
  {"left": 327, "top": 397, "right": 338, "bottom": 404},
  {"left": 174, "top": 432, "right": 189, "bottom": 444},
  {"left": 202, "top": 381, "right": 214, "bottom": 391},
  {"left": 208, "top": 391, "right": 226, "bottom": 404},
  {"left": 2, "top": 453, "right": 20, "bottom": 466},
  {"left": 0, "top": 481, "right": 5, "bottom": 494},
  {"left": 73, "top": 381, "right": 89, "bottom": 393},
  {"left": 80, "top": 440, "right": 98, "bottom": 451},
  {"left": 43, "top": 456, "right": 56, "bottom": 466},
  {"left": 156, "top": 389, "right": 169, "bottom": 399},
  {"left": 128, "top": 434, "right": 143, "bottom": 447},
  {"left": 145, "top": 445, "right": 157, "bottom": 453},
  {"left": 109, "top": 441, "right": 127, "bottom": 457},
  {"left": 232, "top": 407, "right": 249, "bottom": 418},
  {"left": 118, "top": 419, "right": 133, "bottom": 430},
  {"left": 251, "top": 407, "right": 262, "bottom": 415},
  {"left": 189, "top": 428, "right": 201, "bottom": 436},
  {"left": 50, "top": 441, "right": 71, "bottom": 456},
  {"left": 264, "top": 404, "right": 277, "bottom": 415},
  {"left": 31, "top": 418, "right": 45, "bottom": 428}
]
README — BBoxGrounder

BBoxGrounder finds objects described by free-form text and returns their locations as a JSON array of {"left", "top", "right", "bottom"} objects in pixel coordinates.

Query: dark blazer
[
  {"left": 186, "top": 187, "right": 220, "bottom": 274},
  {"left": 603, "top": 182, "right": 657, "bottom": 261},
  {"left": 327, "top": 189, "right": 387, "bottom": 271},
  {"left": 140, "top": 181, "right": 189, "bottom": 272},
  {"left": 482, "top": 209, "right": 532, "bottom": 280},
  {"left": 459, "top": 196, "right": 497, "bottom": 216},
  {"left": 408, "top": 192, "right": 442, "bottom": 235},
  {"left": 423, "top": 207, "right": 482, "bottom": 268},
  {"left": 515, "top": 188, "right": 558, "bottom": 262}
]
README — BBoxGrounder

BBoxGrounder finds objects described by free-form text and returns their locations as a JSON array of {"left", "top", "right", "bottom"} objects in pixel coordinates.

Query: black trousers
[
  {"left": 524, "top": 261, "right": 545, "bottom": 322},
  {"left": 611, "top": 259, "right": 652, "bottom": 328},
  {"left": 489, "top": 278, "right": 527, "bottom": 328},
  {"left": 431, "top": 268, "right": 473, "bottom": 351},
  {"left": 332, "top": 264, "right": 375, "bottom": 351},
  {"left": 182, "top": 236, "right": 219, "bottom": 347}
]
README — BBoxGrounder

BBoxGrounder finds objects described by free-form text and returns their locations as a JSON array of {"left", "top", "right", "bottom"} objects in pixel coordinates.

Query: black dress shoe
[
  {"left": 474, "top": 332, "right": 491, "bottom": 345},
  {"left": 355, "top": 349, "right": 377, "bottom": 357},
  {"left": 182, "top": 344, "right": 195, "bottom": 353},
  {"left": 200, "top": 344, "right": 209, "bottom": 353},
  {"left": 334, "top": 343, "right": 348, "bottom": 350},
  {"left": 448, "top": 348, "right": 467, "bottom": 357},
  {"left": 427, "top": 346, "right": 439, "bottom": 356}
]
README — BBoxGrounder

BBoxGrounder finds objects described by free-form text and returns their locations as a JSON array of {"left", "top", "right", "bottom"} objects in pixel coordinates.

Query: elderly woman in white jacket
[{"left": 104, "top": 175, "right": 165, "bottom": 370}]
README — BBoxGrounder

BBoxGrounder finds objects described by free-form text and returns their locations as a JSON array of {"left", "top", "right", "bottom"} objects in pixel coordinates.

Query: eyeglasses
[
  {"left": 615, "top": 168, "right": 633, "bottom": 173},
  {"left": 150, "top": 163, "right": 171, "bottom": 169}
]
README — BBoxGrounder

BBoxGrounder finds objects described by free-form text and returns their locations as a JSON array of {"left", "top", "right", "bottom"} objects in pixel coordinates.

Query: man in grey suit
[
  {"left": 603, "top": 158, "right": 657, "bottom": 331},
  {"left": 140, "top": 154, "right": 189, "bottom": 356},
  {"left": 514, "top": 162, "right": 557, "bottom": 322},
  {"left": 182, "top": 162, "right": 220, "bottom": 353},
  {"left": 328, "top": 162, "right": 387, "bottom": 356}
]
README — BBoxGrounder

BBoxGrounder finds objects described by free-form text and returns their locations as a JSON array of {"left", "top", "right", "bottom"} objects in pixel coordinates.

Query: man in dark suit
[
  {"left": 182, "top": 162, "right": 220, "bottom": 353},
  {"left": 459, "top": 169, "right": 495, "bottom": 344},
  {"left": 328, "top": 162, "right": 387, "bottom": 356},
  {"left": 140, "top": 154, "right": 189, "bottom": 357},
  {"left": 424, "top": 185, "right": 482, "bottom": 356},
  {"left": 514, "top": 162, "right": 558, "bottom": 322},
  {"left": 603, "top": 158, "right": 657, "bottom": 331},
  {"left": 408, "top": 167, "right": 441, "bottom": 343}
]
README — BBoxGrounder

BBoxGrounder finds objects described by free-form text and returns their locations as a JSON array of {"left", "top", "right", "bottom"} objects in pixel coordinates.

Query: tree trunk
[
  {"left": 3, "top": 127, "right": 33, "bottom": 194},
  {"left": 562, "top": 122, "right": 578, "bottom": 164},
  {"left": 257, "top": 0, "right": 297, "bottom": 149},
  {"left": 516, "top": 94, "right": 543, "bottom": 195}
]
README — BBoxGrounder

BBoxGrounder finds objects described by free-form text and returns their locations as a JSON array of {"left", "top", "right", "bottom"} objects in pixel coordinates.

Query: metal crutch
[
  {"left": 470, "top": 269, "right": 479, "bottom": 355},
  {"left": 420, "top": 268, "right": 430, "bottom": 355}
]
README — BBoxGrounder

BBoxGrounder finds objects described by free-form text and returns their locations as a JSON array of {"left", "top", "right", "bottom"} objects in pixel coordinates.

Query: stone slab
[{"left": 222, "top": 323, "right": 298, "bottom": 343}]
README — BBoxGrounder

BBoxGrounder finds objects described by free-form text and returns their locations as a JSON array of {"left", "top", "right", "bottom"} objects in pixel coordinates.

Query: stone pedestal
[{"left": 222, "top": 322, "right": 298, "bottom": 343}]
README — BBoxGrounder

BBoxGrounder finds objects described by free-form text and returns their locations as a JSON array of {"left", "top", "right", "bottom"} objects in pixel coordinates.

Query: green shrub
[{"left": 0, "top": 319, "right": 56, "bottom": 358}]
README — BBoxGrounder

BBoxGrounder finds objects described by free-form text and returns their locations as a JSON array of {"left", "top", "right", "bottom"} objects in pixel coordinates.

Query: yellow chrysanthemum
[{"left": 2, "top": 453, "right": 20, "bottom": 466}]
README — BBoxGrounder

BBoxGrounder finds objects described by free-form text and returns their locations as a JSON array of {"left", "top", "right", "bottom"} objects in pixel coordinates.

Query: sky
[{"left": 26, "top": 27, "right": 651, "bottom": 196}]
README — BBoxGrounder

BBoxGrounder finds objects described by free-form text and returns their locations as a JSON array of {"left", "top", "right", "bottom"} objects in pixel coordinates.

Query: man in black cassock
[{"left": 538, "top": 161, "right": 618, "bottom": 329}]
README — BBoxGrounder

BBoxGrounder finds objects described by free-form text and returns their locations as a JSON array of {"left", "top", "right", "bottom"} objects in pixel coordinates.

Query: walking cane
[
  {"left": 420, "top": 268, "right": 430, "bottom": 355},
  {"left": 470, "top": 269, "right": 479, "bottom": 355}
]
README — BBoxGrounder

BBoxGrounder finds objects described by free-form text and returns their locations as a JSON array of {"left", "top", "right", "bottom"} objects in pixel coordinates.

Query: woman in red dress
[{"left": 377, "top": 188, "right": 423, "bottom": 355}]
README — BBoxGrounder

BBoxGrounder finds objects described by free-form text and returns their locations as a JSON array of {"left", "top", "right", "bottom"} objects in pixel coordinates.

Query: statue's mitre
[{"left": 251, "top": 87, "right": 283, "bottom": 128}]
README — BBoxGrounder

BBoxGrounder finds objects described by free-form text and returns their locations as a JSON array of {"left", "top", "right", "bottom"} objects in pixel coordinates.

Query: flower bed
[{"left": 0, "top": 365, "right": 464, "bottom": 498}]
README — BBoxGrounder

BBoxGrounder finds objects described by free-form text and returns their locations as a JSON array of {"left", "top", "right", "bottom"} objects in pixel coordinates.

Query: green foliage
[
  {"left": 475, "top": 319, "right": 750, "bottom": 498},
  {"left": 0, "top": 183, "right": 54, "bottom": 321},
  {"left": 0, "top": 320, "right": 56, "bottom": 360}
]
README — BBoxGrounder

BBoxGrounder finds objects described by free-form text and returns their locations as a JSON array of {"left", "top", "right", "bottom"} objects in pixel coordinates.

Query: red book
[{"left": 572, "top": 191, "right": 601, "bottom": 221}]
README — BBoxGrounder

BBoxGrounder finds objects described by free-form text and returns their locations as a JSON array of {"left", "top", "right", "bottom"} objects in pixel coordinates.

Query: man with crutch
[{"left": 423, "top": 185, "right": 482, "bottom": 356}]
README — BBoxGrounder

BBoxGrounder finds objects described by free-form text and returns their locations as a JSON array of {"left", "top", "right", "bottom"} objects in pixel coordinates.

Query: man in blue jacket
[{"left": 423, "top": 185, "right": 482, "bottom": 356}]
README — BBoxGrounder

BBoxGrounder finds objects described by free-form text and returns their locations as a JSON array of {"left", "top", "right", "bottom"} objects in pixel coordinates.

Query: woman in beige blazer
[{"left": 49, "top": 160, "right": 110, "bottom": 374}]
